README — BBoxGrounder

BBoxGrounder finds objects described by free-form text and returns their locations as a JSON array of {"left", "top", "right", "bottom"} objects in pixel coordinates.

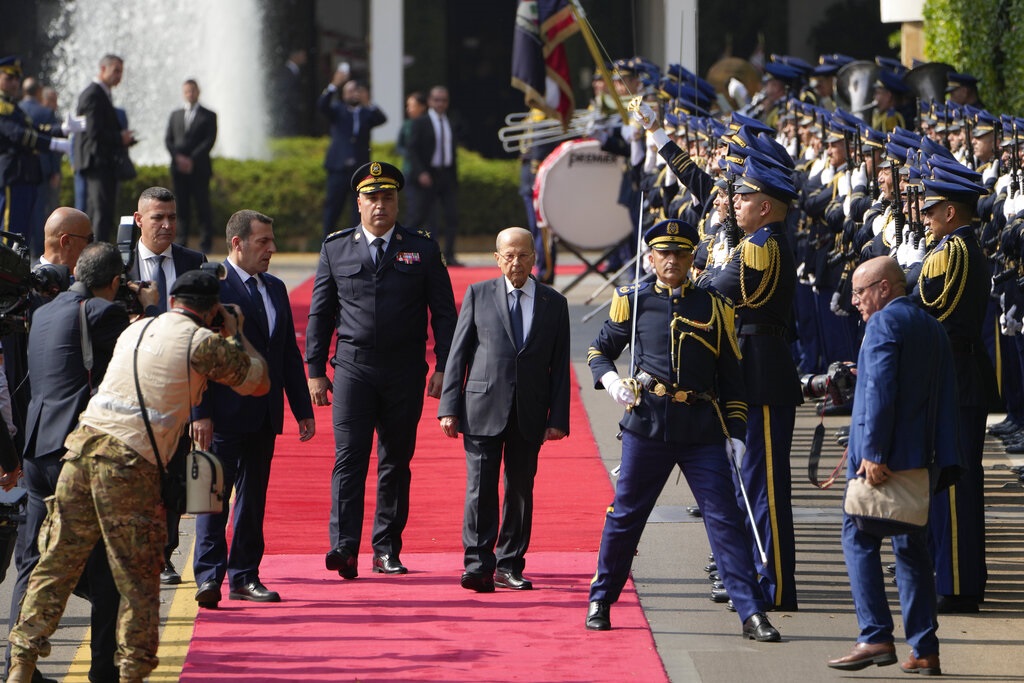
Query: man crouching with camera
[{"left": 7, "top": 269, "right": 270, "bottom": 683}]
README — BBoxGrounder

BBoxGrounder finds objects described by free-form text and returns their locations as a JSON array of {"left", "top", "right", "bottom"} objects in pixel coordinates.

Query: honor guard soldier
[
  {"left": 584, "top": 219, "right": 782, "bottom": 643},
  {"left": 0, "top": 57, "right": 74, "bottom": 239},
  {"left": 306, "top": 161, "right": 457, "bottom": 579},
  {"left": 913, "top": 171, "right": 996, "bottom": 613},
  {"left": 704, "top": 155, "right": 805, "bottom": 611}
]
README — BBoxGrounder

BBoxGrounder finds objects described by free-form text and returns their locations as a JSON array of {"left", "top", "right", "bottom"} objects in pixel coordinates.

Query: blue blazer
[
  {"left": 194, "top": 262, "right": 313, "bottom": 433},
  {"left": 128, "top": 243, "right": 206, "bottom": 283},
  {"left": 318, "top": 89, "right": 386, "bottom": 172},
  {"left": 847, "top": 296, "right": 963, "bottom": 487}
]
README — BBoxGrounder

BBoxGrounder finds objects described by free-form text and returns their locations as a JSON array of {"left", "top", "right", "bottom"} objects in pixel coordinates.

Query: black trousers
[
  {"left": 462, "top": 407, "right": 540, "bottom": 575},
  {"left": 329, "top": 352, "right": 426, "bottom": 558},
  {"left": 83, "top": 170, "right": 117, "bottom": 244},
  {"left": 407, "top": 167, "right": 459, "bottom": 262},
  {"left": 172, "top": 170, "right": 214, "bottom": 252}
]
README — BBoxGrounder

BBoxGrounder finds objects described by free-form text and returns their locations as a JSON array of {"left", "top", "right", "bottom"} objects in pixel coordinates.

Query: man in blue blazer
[
  {"left": 828, "top": 256, "right": 962, "bottom": 676},
  {"left": 191, "top": 210, "right": 315, "bottom": 608},
  {"left": 438, "top": 227, "right": 570, "bottom": 592},
  {"left": 319, "top": 76, "right": 387, "bottom": 239},
  {"left": 6, "top": 242, "right": 158, "bottom": 683},
  {"left": 128, "top": 186, "right": 207, "bottom": 585}
]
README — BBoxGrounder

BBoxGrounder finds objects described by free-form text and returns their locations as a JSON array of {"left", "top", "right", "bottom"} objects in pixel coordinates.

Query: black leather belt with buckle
[{"left": 634, "top": 370, "right": 713, "bottom": 404}]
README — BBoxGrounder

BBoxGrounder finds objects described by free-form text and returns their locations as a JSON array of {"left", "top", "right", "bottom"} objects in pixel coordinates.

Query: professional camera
[
  {"left": 113, "top": 215, "right": 148, "bottom": 315},
  {"left": 801, "top": 361, "right": 856, "bottom": 406},
  {"left": 0, "top": 231, "right": 71, "bottom": 336},
  {"left": 200, "top": 262, "right": 229, "bottom": 329}
]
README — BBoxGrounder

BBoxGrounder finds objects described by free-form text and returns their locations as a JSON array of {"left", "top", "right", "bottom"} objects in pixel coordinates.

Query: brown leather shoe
[
  {"left": 901, "top": 652, "right": 941, "bottom": 675},
  {"left": 826, "top": 641, "right": 897, "bottom": 670}
]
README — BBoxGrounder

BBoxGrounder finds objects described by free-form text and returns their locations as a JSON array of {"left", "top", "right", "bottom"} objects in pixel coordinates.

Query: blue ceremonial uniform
[
  {"left": 0, "top": 93, "right": 57, "bottom": 240},
  {"left": 912, "top": 224, "right": 995, "bottom": 602},
  {"left": 587, "top": 278, "right": 773, "bottom": 623},
  {"left": 703, "top": 222, "right": 804, "bottom": 610},
  {"left": 843, "top": 296, "right": 961, "bottom": 658},
  {"left": 306, "top": 221, "right": 457, "bottom": 561}
]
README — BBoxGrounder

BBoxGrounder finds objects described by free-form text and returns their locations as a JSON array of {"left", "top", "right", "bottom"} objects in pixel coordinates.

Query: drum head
[{"left": 534, "top": 138, "right": 632, "bottom": 250}]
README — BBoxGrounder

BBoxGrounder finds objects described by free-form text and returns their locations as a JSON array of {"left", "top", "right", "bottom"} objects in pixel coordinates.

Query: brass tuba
[
  {"left": 902, "top": 62, "right": 955, "bottom": 105},
  {"left": 835, "top": 60, "right": 880, "bottom": 122}
]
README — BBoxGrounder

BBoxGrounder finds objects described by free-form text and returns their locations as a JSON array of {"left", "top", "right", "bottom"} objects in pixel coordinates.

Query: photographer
[
  {"left": 5, "top": 242, "right": 158, "bottom": 683},
  {"left": 8, "top": 269, "right": 269, "bottom": 683}
]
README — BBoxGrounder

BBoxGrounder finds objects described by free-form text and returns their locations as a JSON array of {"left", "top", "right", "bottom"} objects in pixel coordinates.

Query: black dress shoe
[
  {"left": 742, "top": 612, "right": 781, "bottom": 642},
  {"left": 937, "top": 594, "right": 980, "bottom": 613},
  {"left": 460, "top": 571, "right": 495, "bottom": 593},
  {"left": 160, "top": 560, "right": 181, "bottom": 585},
  {"left": 585, "top": 600, "right": 611, "bottom": 630},
  {"left": 325, "top": 546, "right": 358, "bottom": 579},
  {"left": 711, "top": 580, "right": 724, "bottom": 590},
  {"left": 495, "top": 569, "right": 533, "bottom": 590},
  {"left": 704, "top": 562, "right": 717, "bottom": 573},
  {"left": 710, "top": 586, "right": 730, "bottom": 603},
  {"left": 31, "top": 669, "right": 58, "bottom": 683},
  {"left": 707, "top": 571, "right": 720, "bottom": 582},
  {"left": 195, "top": 580, "right": 221, "bottom": 609},
  {"left": 725, "top": 599, "right": 736, "bottom": 612},
  {"left": 685, "top": 505, "right": 702, "bottom": 517},
  {"left": 372, "top": 554, "right": 408, "bottom": 574},
  {"left": 229, "top": 580, "right": 281, "bottom": 602},
  {"left": 885, "top": 562, "right": 896, "bottom": 575}
]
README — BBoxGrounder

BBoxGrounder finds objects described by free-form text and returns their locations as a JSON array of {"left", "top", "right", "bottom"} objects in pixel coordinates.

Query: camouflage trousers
[{"left": 7, "top": 429, "right": 165, "bottom": 682}]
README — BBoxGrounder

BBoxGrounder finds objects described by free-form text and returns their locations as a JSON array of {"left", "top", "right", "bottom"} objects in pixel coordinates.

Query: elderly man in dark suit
[
  {"left": 190, "top": 209, "right": 315, "bottom": 608},
  {"left": 307, "top": 161, "right": 457, "bottom": 579},
  {"left": 165, "top": 79, "right": 218, "bottom": 253},
  {"left": 319, "top": 76, "right": 387, "bottom": 240},
  {"left": 75, "top": 54, "right": 134, "bottom": 243},
  {"left": 827, "top": 257, "right": 961, "bottom": 676},
  {"left": 6, "top": 242, "right": 158, "bottom": 683},
  {"left": 127, "top": 186, "right": 206, "bottom": 585},
  {"left": 438, "top": 227, "right": 570, "bottom": 592}
]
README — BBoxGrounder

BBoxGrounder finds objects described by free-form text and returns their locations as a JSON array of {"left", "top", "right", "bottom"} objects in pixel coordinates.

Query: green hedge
[{"left": 62, "top": 137, "right": 522, "bottom": 252}]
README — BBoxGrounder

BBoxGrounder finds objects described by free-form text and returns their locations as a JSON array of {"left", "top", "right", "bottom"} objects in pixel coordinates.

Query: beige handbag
[
  {"left": 186, "top": 449, "right": 224, "bottom": 514},
  {"left": 844, "top": 467, "right": 930, "bottom": 536}
]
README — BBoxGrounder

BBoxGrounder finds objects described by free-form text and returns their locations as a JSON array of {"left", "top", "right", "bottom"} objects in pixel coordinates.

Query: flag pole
[{"left": 568, "top": 0, "right": 631, "bottom": 123}]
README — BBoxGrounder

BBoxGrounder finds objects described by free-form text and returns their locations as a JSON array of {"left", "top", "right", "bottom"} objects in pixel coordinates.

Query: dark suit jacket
[
  {"left": 306, "top": 224, "right": 457, "bottom": 377},
  {"left": 18, "top": 99, "right": 61, "bottom": 177},
  {"left": 23, "top": 286, "right": 130, "bottom": 460},
  {"left": 128, "top": 243, "right": 207, "bottom": 283},
  {"left": 847, "top": 296, "right": 962, "bottom": 487},
  {"left": 165, "top": 104, "right": 218, "bottom": 178},
  {"left": 74, "top": 82, "right": 122, "bottom": 173},
  {"left": 193, "top": 263, "right": 313, "bottom": 433},
  {"left": 438, "top": 277, "right": 570, "bottom": 444},
  {"left": 405, "top": 111, "right": 463, "bottom": 182},
  {"left": 317, "top": 90, "right": 386, "bottom": 172}
]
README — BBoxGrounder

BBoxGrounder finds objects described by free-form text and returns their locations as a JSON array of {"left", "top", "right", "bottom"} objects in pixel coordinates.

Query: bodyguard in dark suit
[
  {"left": 827, "top": 257, "right": 960, "bottom": 676},
  {"left": 583, "top": 219, "right": 780, "bottom": 643},
  {"left": 6, "top": 242, "right": 158, "bottom": 683},
  {"left": 307, "top": 161, "right": 457, "bottom": 579},
  {"left": 165, "top": 79, "right": 217, "bottom": 253},
  {"left": 191, "top": 210, "right": 314, "bottom": 608},
  {"left": 405, "top": 85, "right": 462, "bottom": 264},
  {"left": 438, "top": 227, "right": 570, "bottom": 592},
  {"left": 128, "top": 186, "right": 206, "bottom": 584},
  {"left": 319, "top": 76, "right": 387, "bottom": 239},
  {"left": 75, "top": 54, "right": 134, "bottom": 243}
]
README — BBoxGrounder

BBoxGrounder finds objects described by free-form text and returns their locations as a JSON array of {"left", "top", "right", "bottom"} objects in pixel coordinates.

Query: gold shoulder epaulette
[
  {"left": 0, "top": 100, "right": 14, "bottom": 116},
  {"left": 921, "top": 242, "right": 949, "bottom": 280},
  {"left": 741, "top": 239, "right": 771, "bottom": 271},
  {"left": 609, "top": 286, "right": 632, "bottom": 323}
]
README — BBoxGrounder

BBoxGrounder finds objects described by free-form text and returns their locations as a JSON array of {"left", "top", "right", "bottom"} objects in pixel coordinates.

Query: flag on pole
[{"left": 511, "top": 0, "right": 579, "bottom": 128}]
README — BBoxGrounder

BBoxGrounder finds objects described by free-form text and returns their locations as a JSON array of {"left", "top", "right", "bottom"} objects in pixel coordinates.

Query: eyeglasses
[
  {"left": 64, "top": 232, "right": 95, "bottom": 243},
  {"left": 851, "top": 279, "right": 883, "bottom": 297},
  {"left": 497, "top": 252, "right": 534, "bottom": 264}
]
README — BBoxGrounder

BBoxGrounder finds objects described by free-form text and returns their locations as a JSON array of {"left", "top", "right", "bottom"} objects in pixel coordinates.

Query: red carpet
[{"left": 182, "top": 264, "right": 668, "bottom": 682}]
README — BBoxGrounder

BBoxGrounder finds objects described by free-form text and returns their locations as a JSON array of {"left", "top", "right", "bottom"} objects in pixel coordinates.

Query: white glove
[
  {"left": 727, "top": 438, "right": 746, "bottom": 469},
  {"left": 727, "top": 78, "right": 748, "bottom": 106},
  {"left": 983, "top": 161, "right": 999, "bottom": 185},
  {"left": 842, "top": 192, "right": 852, "bottom": 219},
  {"left": 785, "top": 136, "right": 798, "bottom": 158},
  {"left": 830, "top": 290, "right": 848, "bottom": 316},
  {"left": 631, "top": 101, "right": 657, "bottom": 131},
  {"left": 49, "top": 137, "right": 71, "bottom": 154},
  {"left": 836, "top": 171, "right": 851, "bottom": 199},
  {"left": 63, "top": 113, "right": 87, "bottom": 134},
  {"left": 896, "top": 229, "right": 926, "bottom": 267},
  {"left": 820, "top": 165, "right": 835, "bottom": 186},
  {"left": 602, "top": 372, "right": 639, "bottom": 409},
  {"left": 851, "top": 162, "right": 867, "bottom": 190},
  {"left": 1005, "top": 193, "right": 1022, "bottom": 220},
  {"left": 1001, "top": 306, "right": 1022, "bottom": 336}
]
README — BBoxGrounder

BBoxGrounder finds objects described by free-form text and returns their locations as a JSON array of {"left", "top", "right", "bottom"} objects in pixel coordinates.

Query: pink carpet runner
[{"left": 180, "top": 265, "right": 668, "bottom": 682}]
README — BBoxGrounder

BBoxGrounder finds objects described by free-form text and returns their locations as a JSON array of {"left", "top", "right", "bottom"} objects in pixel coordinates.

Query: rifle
[
  {"left": 963, "top": 109, "right": 975, "bottom": 169},
  {"left": 1012, "top": 121, "right": 1020, "bottom": 199},
  {"left": 892, "top": 159, "right": 905, "bottom": 248},
  {"left": 725, "top": 174, "right": 741, "bottom": 251},
  {"left": 908, "top": 183, "right": 925, "bottom": 248}
]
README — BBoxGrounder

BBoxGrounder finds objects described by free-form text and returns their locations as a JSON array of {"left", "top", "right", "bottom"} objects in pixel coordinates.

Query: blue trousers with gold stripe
[
  {"left": 736, "top": 404, "right": 798, "bottom": 610},
  {"left": 930, "top": 405, "right": 987, "bottom": 599},
  {"left": 590, "top": 430, "right": 768, "bottom": 622}
]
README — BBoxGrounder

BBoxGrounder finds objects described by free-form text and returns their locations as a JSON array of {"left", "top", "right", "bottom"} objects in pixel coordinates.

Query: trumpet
[{"left": 498, "top": 109, "right": 619, "bottom": 153}]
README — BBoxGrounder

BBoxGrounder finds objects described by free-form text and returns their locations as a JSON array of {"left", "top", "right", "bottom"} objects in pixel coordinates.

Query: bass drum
[{"left": 533, "top": 138, "right": 632, "bottom": 250}]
